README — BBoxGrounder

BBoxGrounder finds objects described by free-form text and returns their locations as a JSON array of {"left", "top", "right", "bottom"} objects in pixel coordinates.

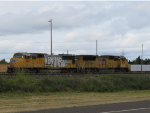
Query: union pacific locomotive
[{"left": 8, "top": 52, "right": 130, "bottom": 73}]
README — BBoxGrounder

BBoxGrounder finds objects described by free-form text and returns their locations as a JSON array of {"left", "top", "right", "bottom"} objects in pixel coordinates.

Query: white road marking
[{"left": 101, "top": 107, "right": 150, "bottom": 113}]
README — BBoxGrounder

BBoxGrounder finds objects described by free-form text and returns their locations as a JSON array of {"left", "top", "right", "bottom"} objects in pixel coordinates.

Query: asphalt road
[{"left": 21, "top": 100, "right": 150, "bottom": 113}]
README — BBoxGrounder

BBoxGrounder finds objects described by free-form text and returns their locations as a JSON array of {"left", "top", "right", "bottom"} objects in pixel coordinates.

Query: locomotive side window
[
  {"left": 37, "top": 54, "right": 44, "bottom": 58},
  {"left": 30, "top": 53, "right": 45, "bottom": 59},
  {"left": 24, "top": 55, "right": 30, "bottom": 59}
]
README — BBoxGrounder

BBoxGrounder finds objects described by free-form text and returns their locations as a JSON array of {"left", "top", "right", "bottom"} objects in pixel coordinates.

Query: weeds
[{"left": 0, "top": 74, "right": 150, "bottom": 92}]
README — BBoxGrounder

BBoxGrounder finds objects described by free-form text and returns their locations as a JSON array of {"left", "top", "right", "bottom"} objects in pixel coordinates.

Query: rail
[{"left": 0, "top": 71, "right": 150, "bottom": 76}]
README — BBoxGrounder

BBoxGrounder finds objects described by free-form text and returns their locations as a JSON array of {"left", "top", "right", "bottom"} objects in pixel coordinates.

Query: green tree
[
  {"left": 0, "top": 59, "right": 7, "bottom": 64},
  {"left": 129, "top": 56, "right": 150, "bottom": 64}
]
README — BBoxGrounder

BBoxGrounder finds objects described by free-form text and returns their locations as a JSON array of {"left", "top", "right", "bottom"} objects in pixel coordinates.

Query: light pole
[
  {"left": 96, "top": 40, "right": 97, "bottom": 56},
  {"left": 48, "top": 19, "right": 52, "bottom": 55},
  {"left": 141, "top": 44, "right": 143, "bottom": 72}
]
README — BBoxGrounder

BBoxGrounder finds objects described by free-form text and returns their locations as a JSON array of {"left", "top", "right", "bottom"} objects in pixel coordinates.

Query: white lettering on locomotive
[{"left": 45, "top": 55, "right": 67, "bottom": 67}]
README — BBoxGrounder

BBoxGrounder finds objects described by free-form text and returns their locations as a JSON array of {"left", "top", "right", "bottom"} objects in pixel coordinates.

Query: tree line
[
  {"left": 129, "top": 56, "right": 150, "bottom": 64},
  {"left": 0, "top": 59, "right": 8, "bottom": 64}
]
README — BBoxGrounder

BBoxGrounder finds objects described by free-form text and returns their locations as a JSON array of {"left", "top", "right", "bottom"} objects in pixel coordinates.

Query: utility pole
[
  {"left": 96, "top": 40, "right": 98, "bottom": 56},
  {"left": 48, "top": 19, "right": 52, "bottom": 55},
  {"left": 122, "top": 49, "right": 124, "bottom": 56},
  {"left": 141, "top": 44, "right": 143, "bottom": 72}
]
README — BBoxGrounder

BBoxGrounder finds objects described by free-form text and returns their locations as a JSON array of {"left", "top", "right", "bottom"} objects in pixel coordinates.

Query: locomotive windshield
[
  {"left": 13, "top": 53, "right": 46, "bottom": 59},
  {"left": 13, "top": 53, "right": 24, "bottom": 58},
  {"left": 100, "top": 55, "right": 127, "bottom": 60}
]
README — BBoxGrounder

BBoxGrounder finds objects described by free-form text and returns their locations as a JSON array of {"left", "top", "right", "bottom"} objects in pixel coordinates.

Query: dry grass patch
[{"left": 0, "top": 90, "right": 150, "bottom": 113}]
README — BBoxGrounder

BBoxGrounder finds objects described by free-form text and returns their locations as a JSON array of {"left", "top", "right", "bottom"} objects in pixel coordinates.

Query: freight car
[
  {"left": 0, "top": 64, "right": 8, "bottom": 72},
  {"left": 7, "top": 52, "right": 130, "bottom": 73}
]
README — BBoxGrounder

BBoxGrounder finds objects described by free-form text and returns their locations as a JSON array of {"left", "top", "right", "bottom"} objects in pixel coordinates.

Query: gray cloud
[{"left": 0, "top": 1, "right": 150, "bottom": 61}]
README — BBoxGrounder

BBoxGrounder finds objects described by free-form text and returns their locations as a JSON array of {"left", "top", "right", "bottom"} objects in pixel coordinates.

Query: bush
[{"left": 0, "top": 74, "right": 150, "bottom": 93}]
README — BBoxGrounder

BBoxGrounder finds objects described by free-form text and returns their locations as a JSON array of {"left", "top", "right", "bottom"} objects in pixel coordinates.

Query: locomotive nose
[{"left": 10, "top": 58, "right": 17, "bottom": 64}]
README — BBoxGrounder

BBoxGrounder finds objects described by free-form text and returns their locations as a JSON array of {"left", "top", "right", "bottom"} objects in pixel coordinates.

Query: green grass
[{"left": 1, "top": 73, "right": 150, "bottom": 112}]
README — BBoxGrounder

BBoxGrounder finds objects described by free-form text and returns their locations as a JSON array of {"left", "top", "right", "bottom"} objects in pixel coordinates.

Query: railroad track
[{"left": 0, "top": 71, "right": 150, "bottom": 76}]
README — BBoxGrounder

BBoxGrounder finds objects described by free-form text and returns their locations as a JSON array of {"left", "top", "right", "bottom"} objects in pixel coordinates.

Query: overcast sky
[{"left": 0, "top": 1, "right": 150, "bottom": 61}]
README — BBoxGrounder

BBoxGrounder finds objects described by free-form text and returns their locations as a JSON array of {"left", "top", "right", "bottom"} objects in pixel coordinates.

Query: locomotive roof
[
  {"left": 14, "top": 52, "right": 47, "bottom": 55},
  {"left": 100, "top": 55, "right": 126, "bottom": 59},
  {"left": 58, "top": 54, "right": 74, "bottom": 56},
  {"left": 76, "top": 55, "right": 97, "bottom": 57},
  {"left": 47, "top": 54, "right": 75, "bottom": 57},
  {"left": 13, "top": 53, "right": 48, "bottom": 57}
]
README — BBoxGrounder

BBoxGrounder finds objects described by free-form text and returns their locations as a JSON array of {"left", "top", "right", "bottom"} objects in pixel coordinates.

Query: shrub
[{"left": 0, "top": 74, "right": 150, "bottom": 93}]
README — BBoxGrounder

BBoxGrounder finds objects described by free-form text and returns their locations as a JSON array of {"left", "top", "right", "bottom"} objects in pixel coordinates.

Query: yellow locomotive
[
  {"left": 8, "top": 53, "right": 46, "bottom": 72},
  {"left": 8, "top": 52, "right": 130, "bottom": 73},
  {"left": 76, "top": 55, "right": 130, "bottom": 72},
  {"left": 8, "top": 53, "right": 77, "bottom": 72},
  {"left": 99, "top": 55, "right": 130, "bottom": 72}
]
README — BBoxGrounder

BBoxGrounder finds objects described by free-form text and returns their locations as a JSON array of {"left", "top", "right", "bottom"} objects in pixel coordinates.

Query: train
[{"left": 5, "top": 52, "right": 130, "bottom": 73}]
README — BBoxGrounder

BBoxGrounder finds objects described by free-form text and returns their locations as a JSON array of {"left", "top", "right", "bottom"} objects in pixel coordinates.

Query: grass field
[
  {"left": 0, "top": 90, "right": 150, "bottom": 113},
  {"left": 1, "top": 74, "right": 150, "bottom": 112}
]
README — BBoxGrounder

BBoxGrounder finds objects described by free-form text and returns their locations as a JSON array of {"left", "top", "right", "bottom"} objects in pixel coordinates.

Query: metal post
[
  {"left": 122, "top": 49, "right": 124, "bottom": 56},
  {"left": 48, "top": 19, "right": 52, "bottom": 55},
  {"left": 96, "top": 40, "right": 97, "bottom": 56},
  {"left": 141, "top": 44, "right": 143, "bottom": 72}
]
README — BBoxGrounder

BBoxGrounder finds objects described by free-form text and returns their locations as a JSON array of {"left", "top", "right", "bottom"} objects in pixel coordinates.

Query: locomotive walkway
[{"left": 21, "top": 100, "right": 150, "bottom": 113}]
